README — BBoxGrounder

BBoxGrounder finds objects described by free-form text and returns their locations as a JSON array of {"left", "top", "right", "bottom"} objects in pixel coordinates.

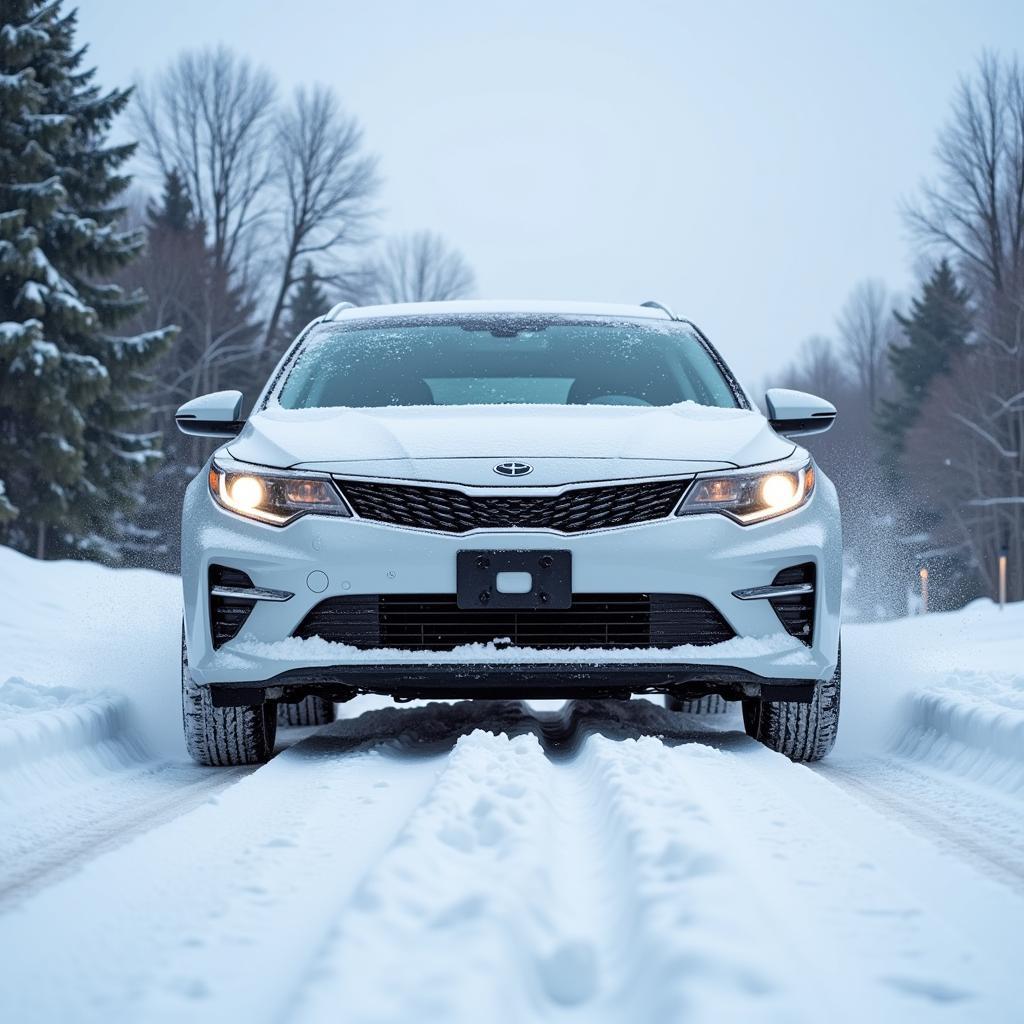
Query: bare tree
[
  {"left": 837, "top": 280, "right": 895, "bottom": 413},
  {"left": 904, "top": 53, "right": 1024, "bottom": 601},
  {"left": 133, "top": 47, "right": 277, "bottom": 279},
  {"left": 906, "top": 52, "right": 1024, "bottom": 314},
  {"left": 367, "top": 231, "right": 475, "bottom": 304},
  {"left": 261, "top": 86, "right": 380, "bottom": 351},
  {"left": 905, "top": 317, "right": 1024, "bottom": 601},
  {"left": 781, "top": 335, "right": 847, "bottom": 399}
]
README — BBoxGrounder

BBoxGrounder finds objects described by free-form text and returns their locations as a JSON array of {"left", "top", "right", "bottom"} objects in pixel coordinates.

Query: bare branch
[
  {"left": 131, "top": 47, "right": 277, "bottom": 281},
  {"left": 364, "top": 231, "right": 476, "bottom": 305},
  {"left": 259, "top": 85, "right": 380, "bottom": 351}
]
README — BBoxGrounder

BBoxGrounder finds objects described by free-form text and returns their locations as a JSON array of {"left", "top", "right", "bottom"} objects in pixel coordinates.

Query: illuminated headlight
[
  {"left": 677, "top": 459, "right": 816, "bottom": 524},
  {"left": 208, "top": 460, "right": 351, "bottom": 526}
]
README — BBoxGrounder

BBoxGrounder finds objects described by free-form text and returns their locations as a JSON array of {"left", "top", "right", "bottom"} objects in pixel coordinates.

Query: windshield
[{"left": 275, "top": 315, "right": 740, "bottom": 410}]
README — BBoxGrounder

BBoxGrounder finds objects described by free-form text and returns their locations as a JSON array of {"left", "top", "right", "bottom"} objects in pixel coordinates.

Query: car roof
[{"left": 328, "top": 299, "right": 676, "bottom": 322}]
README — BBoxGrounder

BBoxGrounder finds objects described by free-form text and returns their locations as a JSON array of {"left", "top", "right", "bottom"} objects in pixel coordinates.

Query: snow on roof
[{"left": 328, "top": 299, "right": 677, "bottom": 322}]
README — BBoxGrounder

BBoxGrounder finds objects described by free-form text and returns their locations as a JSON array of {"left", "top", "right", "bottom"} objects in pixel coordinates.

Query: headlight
[
  {"left": 677, "top": 459, "right": 815, "bottom": 524},
  {"left": 208, "top": 460, "right": 351, "bottom": 525}
]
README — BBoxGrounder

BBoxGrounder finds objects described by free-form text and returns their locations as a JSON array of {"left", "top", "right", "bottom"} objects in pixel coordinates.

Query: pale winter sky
[{"left": 77, "top": 0, "right": 1024, "bottom": 389}]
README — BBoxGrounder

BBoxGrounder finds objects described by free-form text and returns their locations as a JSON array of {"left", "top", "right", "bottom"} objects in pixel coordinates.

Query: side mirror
[
  {"left": 765, "top": 388, "right": 836, "bottom": 437},
  {"left": 175, "top": 390, "right": 245, "bottom": 438}
]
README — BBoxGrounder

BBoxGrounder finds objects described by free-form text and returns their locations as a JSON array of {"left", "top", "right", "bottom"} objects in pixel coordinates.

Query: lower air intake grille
[
  {"left": 336, "top": 478, "right": 690, "bottom": 534},
  {"left": 769, "top": 562, "right": 816, "bottom": 645},
  {"left": 209, "top": 564, "right": 256, "bottom": 649},
  {"left": 293, "top": 593, "right": 735, "bottom": 651}
]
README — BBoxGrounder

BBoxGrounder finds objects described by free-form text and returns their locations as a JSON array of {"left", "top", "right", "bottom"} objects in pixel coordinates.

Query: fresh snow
[
  {"left": 224, "top": 629, "right": 810, "bottom": 666},
  {"left": 1, "top": 544, "right": 1023, "bottom": 1022}
]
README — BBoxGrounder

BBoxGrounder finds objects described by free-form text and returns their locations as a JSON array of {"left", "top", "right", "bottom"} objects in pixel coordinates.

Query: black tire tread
[
  {"left": 743, "top": 650, "right": 841, "bottom": 762},
  {"left": 665, "top": 694, "right": 729, "bottom": 714},
  {"left": 181, "top": 629, "right": 276, "bottom": 766},
  {"left": 277, "top": 696, "right": 336, "bottom": 727}
]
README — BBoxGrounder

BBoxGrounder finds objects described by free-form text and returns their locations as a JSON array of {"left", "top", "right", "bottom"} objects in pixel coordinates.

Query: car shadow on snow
[{"left": 286, "top": 697, "right": 749, "bottom": 762}]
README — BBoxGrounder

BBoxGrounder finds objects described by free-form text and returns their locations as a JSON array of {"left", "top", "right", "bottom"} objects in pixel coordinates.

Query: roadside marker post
[{"left": 919, "top": 567, "right": 929, "bottom": 614}]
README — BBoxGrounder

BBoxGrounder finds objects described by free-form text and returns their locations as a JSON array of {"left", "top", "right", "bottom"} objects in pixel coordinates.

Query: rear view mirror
[
  {"left": 765, "top": 388, "right": 836, "bottom": 437},
  {"left": 175, "top": 390, "right": 245, "bottom": 438}
]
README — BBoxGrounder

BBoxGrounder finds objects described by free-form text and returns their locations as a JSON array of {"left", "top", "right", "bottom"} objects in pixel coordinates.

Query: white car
[{"left": 177, "top": 300, "right": 841, "bottom": 766}]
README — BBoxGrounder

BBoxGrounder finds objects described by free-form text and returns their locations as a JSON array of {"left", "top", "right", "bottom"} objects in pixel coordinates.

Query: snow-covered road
[{"left": 1, "top": 546, "right": 1022, "bottom": 1022}]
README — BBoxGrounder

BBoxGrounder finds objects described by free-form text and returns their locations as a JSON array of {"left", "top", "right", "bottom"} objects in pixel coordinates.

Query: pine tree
[
  {"left": 147, "top": 167, "right": 194, "bottom": 234},
  {"left": 877, "top": 259, "right": 971, "bottom": 461},
  {"left": 0, "top": 1, "right": 175, "bottom": 559},
  {"left": 876, "top": 260, "right": 975, "bottom": 611},
  {"left": 129, "top": 171, "right": 210, "bottom": 570},
  {"left": 281, "top": 261, "right": 328, "bottom": 343}
]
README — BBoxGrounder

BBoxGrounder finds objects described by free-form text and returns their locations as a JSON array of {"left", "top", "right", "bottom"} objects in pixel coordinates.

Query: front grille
[
  {"left": 293, "top": 593, "right": 735, "bottom": 651},
  {"left": 769, "top": 563, "right": 816, "bottom": 644},
  {"left": 336, "top": 478, "right": 690, "bottom": 534},
  {"left": 209, "top": 564, "right": 256, "bottom": 649}
]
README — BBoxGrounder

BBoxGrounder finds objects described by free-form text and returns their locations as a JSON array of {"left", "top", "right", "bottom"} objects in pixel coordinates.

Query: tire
[
  {"left": 277, "top": 695, "right": 336, "bottom": 727},
  {"left": 181, "top": 628, "right": 277, "bottom": 766},
  {"left": 742, "top": 649, "right": 841, "bottom": 762},
  {"left": 665, "top": 694, "right": 729, "bottom": 714}
]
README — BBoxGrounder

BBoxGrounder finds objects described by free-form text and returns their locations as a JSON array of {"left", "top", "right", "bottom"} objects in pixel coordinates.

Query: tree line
[
  {"left": 2, "top": 4, "right": 1021, "bottom": 611},
  {"left": 0, "top": 1, "right": 474, "bottom": 567},
  {"left": 776, "top": 53, "right": 1024, "bottom": 613}
]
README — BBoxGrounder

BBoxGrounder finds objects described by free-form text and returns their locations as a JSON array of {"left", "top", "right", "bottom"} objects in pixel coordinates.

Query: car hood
[{"left": 226, "top": 402, "right": 794, "bottom": 485}]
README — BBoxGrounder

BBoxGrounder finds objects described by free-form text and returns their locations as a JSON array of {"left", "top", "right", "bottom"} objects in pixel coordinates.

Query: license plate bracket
[{"left": 456, "top": 550, "right": 572, "bottom": 610}]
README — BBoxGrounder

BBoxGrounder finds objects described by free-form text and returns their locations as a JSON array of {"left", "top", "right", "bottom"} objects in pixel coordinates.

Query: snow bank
[
  {"left": 0, "top": 678, "right": 128, "bottom": 769},
  {"left": 836, "top": 600, "right": 1024, "bottom": 783},
  {"left": 0, "top": 678, "right": 146, "bottom": 809},
  {"left": 0, "top": 545, "right": 183, "bottom": 761}
]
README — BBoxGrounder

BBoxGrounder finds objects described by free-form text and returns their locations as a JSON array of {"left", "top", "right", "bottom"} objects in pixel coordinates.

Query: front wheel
[
  {"left": 181, "top": 628, "right": 277, "bottom": 766},
  {"left": 742, "top": 649, "right": 841, "bottom": 762}
]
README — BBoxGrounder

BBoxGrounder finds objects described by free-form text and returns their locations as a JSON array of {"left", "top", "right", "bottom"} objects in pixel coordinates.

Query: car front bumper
[{"left": 182, "top": 465, "right": 842, "bottom": 701}]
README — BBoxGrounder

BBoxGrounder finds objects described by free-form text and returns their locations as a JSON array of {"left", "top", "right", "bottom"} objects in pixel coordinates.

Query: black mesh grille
[
  {"left": 769, "top": 562, "right": 816, "bottom": 645},
  {"left": 209, "top": 564, "right": 256, "bottom": 649},
  {"left": 336, "top": 478, "right": 689, "bottom": 534},
  {"left": 293, "top": 593, "right": 735, "bottom": 651}
]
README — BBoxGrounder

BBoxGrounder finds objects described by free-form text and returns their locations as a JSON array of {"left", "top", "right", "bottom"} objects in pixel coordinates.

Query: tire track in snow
[
  {"left": 567, "top": 734, "right": 821, "bottom": 1023},
  {"left": 0, "top": 727, "right": 443, "bottom": 1024},
  {"left": 284, "top": 728, "right": 555, "bottom": 1023},
  {"left": 5, "top": 698, "right": 1024, "bottom": 1023},
  {"left": 0, "top": 760, "right": 253, "bottom": 908},
  {"left": 278, "top": 699, "right": 733, "bottom": 1022},
  {"left": 816, "top": 757, "right": 1024, "bottom": 894},
  {"left": 673, "top": 736, "right": 1024, "bottom": 1020},
  {"left": 0, "top": 688, "right": 261, "bottom": 908},
  {"left": 285, "top": 711, "right": 804, "bottom": 1024}
]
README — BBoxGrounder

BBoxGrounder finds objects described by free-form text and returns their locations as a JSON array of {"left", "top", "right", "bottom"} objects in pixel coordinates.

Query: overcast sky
[{"left": 76, "top": 0, "right": 1023, "bottom": 389}]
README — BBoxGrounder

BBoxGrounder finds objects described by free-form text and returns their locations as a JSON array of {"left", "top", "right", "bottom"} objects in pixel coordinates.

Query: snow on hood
[{"left": 227, "top": 402, "right": 794, "bottom": 476}]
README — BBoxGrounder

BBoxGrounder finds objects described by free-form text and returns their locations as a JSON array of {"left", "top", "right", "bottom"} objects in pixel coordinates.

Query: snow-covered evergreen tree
[{"left": 0, "top": 1, "right": 175, "bottom": 559}]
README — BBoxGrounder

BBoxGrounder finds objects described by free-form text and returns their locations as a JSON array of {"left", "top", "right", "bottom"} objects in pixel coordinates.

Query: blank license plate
[{"left": 456, "top": 550, "right": 572, "bottom": 610}]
